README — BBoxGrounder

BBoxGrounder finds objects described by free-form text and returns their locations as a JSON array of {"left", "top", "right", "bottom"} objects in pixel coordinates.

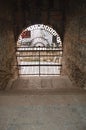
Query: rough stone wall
[
  {"left": 63, "top": 0, "right": 86, "bottom": 88},
  {"left": 12, "top": 0, "right": 65, "bottom": 42},
  {"left": 0, "top": 1, "right": 18, "bottom": 90}
]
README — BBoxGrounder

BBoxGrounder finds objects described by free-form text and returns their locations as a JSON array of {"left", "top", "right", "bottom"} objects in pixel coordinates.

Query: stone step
[{"left": 0, "top": 88, "right": 86, "bottom": 95}]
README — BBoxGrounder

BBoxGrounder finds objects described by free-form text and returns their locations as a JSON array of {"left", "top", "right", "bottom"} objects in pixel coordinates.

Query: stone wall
[
  {"left": 0, "top": 1, "right": 18, "bottom": 90},
  {"left": 63, "top": 0, "right": 86, "bottom": 88},
  {"left": 0, "top": 20, "right": 18, "bottom": 89},
  {"left": 12, "top": 0, "right": 65, "bottom": 42}
]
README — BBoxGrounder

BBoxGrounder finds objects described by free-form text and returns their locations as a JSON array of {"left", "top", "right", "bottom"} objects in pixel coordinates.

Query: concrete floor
[{"left": 0, "top": 76, "right": 86, "bottom": 130}]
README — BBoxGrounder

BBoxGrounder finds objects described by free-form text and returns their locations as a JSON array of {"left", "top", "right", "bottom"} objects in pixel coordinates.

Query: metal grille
[{"left": 16, "top": 47, "right": 63, "bottom": 76}]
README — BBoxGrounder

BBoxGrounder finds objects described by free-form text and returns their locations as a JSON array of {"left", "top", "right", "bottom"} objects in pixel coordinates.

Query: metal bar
[
  {"left": 16, "top": 47, "right": 63, "bottom": 49},
  {"left": 16, "top": 47, "right": 62, "bottom": 48},
  {"left": 16, "top": 55, "right": 63, "bottom": 57},
  {"left": 16, "top": 50, "right": 63, "bottom": 52},
  {"left": 15, "top": 64, "right": 62, "bottom": 66},
  {"left": 15, "top": 46, "right": 63, "bottom": 76},
  {"left": 39, "top": 47, "right": 40, "bottom": 76},
  {"left": 16, "top": 48, "right": 63, "bottom": 50},
  {"left": 16, "top": 47, "right": 63, "bottom": 50},
  {"left": 19, "top": 74, "right": 60, "bottom": 75}
]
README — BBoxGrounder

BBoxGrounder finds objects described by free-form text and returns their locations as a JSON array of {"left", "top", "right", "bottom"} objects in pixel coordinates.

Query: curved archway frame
[
  {"left": 18, "top": 24, "right": 62, "bottom": 47},
  {"left": 16, "top": 24, "right": 63, "bottom": 76}
]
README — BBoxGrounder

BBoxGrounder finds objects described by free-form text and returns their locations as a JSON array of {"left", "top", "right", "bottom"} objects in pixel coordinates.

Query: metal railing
[{"left": 16, "top": 46, "right": 63, "bottom": 76}]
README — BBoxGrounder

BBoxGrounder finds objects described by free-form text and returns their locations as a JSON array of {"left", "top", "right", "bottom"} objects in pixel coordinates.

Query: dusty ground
[{"left": 0, "top": 76, "right": 86, "bottom": 130}]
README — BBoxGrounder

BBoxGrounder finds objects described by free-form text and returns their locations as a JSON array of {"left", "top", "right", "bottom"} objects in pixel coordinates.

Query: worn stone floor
[
  {"left": 7, "top": 76, "right": 78, "bottom": 90},
  {"left": 0, "top": 76, "right": 86, "bottom": 130}
]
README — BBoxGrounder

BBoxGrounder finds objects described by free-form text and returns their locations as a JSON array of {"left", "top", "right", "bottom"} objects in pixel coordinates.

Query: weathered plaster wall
[{"left": 63, "top": 0, "right": 86, "bottom": 88}]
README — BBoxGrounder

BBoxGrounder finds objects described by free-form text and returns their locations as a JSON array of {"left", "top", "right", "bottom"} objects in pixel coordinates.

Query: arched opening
[{"left": 16, "top": 24, "right": 63, "bottom": 76}]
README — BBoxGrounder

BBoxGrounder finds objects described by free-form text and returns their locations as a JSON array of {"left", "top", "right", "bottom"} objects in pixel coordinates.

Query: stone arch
[{"left": 16, "top": 24, "right": 63, "bottom": 76}]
